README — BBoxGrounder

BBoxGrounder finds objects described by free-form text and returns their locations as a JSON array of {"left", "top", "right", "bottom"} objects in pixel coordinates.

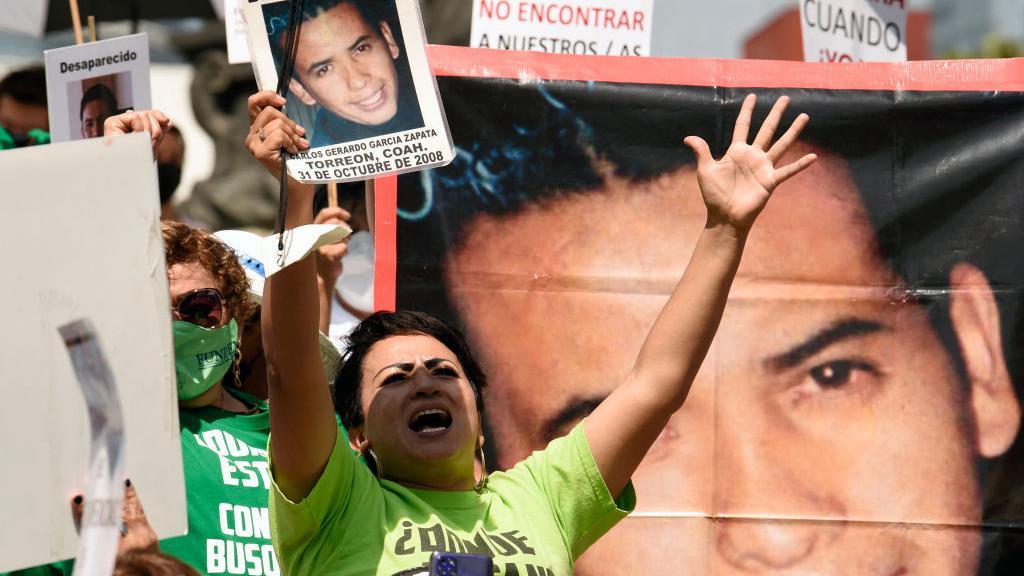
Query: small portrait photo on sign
[
  {"left": 263, "top": 0, "right": 424, "bottom": 147},
  {"left": 43, "top": 33, "right": 151, "bottom": 143},
  {"left": 67, "top": 73, "right": 133, "bottom": 140},
  {"left": 243, "top": 0, "right": 454, "bottom": 183}
]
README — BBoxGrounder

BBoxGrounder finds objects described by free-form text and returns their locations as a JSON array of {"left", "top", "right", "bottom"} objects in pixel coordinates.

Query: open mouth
[{"left": 409, "top": 407, "right": 453, "bottom": 435}]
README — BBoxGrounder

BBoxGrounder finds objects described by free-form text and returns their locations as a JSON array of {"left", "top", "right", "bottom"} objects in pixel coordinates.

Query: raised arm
[
  {"left": 585, "top": 95, "right": 817, "bottom": 497},
  {"left": 245, "top": 91, "right": 337, "bottom": 501}
]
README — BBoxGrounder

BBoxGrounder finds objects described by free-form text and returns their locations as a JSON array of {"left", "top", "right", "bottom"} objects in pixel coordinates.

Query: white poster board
[
  {"left": 44, "top": 33, "right": 152, "bottom": 143},
  {"left": 799, "top": 0, "right": 908, "bottom": 62},
  {"left": 243, "top": 0, "right": 454, "bottom": 183},
  {"left": 470, "top": 0, "right": 654, "bottom": 56},
  {"left": 0, "top": 133, "right": 187, "bottom": 572}
]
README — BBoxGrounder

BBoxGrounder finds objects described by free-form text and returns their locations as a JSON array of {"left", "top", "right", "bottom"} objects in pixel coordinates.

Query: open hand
[{"left": 684, "top": 94, "right": 816, "bottom": 233}]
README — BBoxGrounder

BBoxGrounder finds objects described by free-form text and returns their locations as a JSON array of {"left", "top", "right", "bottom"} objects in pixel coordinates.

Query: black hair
[
  {"left": 264, "top": 0, "right": 400, "bottom": 77},
  {"left": 79, "top": 83, "right": 118, "bottom": 120},
  {"left": 0, "top": 66, "right": 47, "bottom": 108},
  {"left": 333, "top": 310, "right": 488, "bottom": 429}
]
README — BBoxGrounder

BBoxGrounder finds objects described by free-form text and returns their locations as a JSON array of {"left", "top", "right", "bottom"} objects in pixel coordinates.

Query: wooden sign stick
[
  {"left": 327, "top": 182, "right": 338, "bottom": 208},
  {"left": 69, "top": 0, "right": 84, "bottom": 44},
  {"left": 87, "top": 15, "right": 97, "bottom": 43}
]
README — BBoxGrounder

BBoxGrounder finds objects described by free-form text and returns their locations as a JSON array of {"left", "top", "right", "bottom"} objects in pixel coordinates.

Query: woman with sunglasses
[
  {"left": 156, "top": 219, "right": 281, "bottom": 574},
  {"left": 247, "top": 91, "right": 817, "bottom": 575}
]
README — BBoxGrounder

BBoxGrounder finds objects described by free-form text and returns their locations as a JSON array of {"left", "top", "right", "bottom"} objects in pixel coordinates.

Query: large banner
[{"left": 378, "top": 48, "right": 1024, "bottom": 574}]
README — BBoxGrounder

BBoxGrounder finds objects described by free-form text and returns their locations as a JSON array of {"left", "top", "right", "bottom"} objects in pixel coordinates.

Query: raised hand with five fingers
[
  {"left": 683, "top": 94, "right": 816, "bottom": 234},
  {"left": 583, "top": 93, "right": 818, "bottom": 498}
]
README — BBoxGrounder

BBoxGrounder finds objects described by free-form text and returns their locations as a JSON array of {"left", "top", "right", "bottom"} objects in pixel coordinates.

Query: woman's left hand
[{"left": 683, "top": 94, "right": 816, "bottom": 234}]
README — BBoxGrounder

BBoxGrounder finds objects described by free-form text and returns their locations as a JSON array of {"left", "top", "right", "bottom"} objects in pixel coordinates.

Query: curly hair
[{"left": 162, "top": 220, "right": 255, "bottom": 326}]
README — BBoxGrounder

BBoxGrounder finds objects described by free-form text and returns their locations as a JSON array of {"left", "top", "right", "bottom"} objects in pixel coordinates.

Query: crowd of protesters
[{"left": 1, "top": 59, "right": 817, "bottom": 575}]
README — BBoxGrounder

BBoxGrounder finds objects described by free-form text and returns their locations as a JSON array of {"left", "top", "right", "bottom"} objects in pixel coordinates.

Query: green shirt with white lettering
[
  {"left": 160, "top": 390, "right": 279, "bottom": 576},
  {"left": 269, "top": 420, "right": 635, "bottom": 576}
]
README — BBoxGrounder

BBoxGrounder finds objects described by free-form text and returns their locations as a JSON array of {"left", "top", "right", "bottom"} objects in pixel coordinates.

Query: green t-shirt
[
  {"left": 269, "top": 421, "right": 635, "bottom": 576},
  {"left": 161, "top": 390, "right": 279, "bottom": 575}
]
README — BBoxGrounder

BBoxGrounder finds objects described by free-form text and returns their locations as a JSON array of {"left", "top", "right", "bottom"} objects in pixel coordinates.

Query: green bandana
[{"left": 173, "top": 319, "right": 239, "bottom": 400}]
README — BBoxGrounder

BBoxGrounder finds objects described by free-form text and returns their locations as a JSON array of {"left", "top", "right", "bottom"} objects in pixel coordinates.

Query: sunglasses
[{"left": 172, "top": 288, "right": 225, "bottom": 329}]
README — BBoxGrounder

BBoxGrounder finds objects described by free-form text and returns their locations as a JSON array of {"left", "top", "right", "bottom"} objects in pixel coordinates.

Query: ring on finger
[{"left": 258, "top": 127, "right": 266, "bottom": 143}]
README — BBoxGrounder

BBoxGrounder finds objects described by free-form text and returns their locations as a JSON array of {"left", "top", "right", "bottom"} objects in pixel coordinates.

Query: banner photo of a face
[
  {"left": 243, "top": 0, "right": 454, "bottom": 183},
  {"left": 380, "top": 48, "right": 1024, "bottom": 575}
]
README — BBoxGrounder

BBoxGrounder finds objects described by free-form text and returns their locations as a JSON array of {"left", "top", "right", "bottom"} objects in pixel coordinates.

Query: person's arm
[
  {"left": 584, "top": 95, "right": 817, "bottom": 497},
  {"left": 245, "top": 92, "right": 336, "bottom": 501}
]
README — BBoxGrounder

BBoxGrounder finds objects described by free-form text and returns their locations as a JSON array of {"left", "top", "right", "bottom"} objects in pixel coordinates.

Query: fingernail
[
  {"left": 125, "top": 478, "right": 131, "bottom": 487},
  {"left": 73, "top": 495, "right": 83, "bottom": 505},
  {"left": 300, "top": 138, "right": 310, "bottom": 147},
  {"left": 296, "top": 125, "right": 306, "bottom": 135}
]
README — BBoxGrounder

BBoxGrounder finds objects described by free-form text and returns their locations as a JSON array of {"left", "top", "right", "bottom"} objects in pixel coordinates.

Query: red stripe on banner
[
  {"left": 426, "top": 45, "right": 1024, "bottom": 92},
  {"left": 373, "top": 174, "right": 398, "bottom": 312}
]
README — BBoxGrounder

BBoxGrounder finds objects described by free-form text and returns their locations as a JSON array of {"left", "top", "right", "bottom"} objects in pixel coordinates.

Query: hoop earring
[
  {"left": 474, "top": 445, "right": 488, "bottom": 492},
  {"left": 365, "top": 448, "right": 384, "bottom": 481}
]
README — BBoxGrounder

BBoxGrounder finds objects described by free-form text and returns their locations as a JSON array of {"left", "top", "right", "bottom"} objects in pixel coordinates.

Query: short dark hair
[
  {"left": 264, "top": 0, "right": 399, "bottom": 77},
  {"left": 0, "top": 66, "right": 47, "bottom": 108},
  {"left": 333, "top": 310, "right": 488, "bottom": 429},
  {"left": 80, "top": 83, "right": 118, "bottom": 119}
]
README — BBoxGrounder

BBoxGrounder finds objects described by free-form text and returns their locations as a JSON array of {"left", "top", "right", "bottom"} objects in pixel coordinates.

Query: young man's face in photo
[
  {"left": 80, "top": 98, "right": 113, "bottom": 139},
  {"left": 289, "top": 2, "right": 402, "bottom": 126},
  {"left": 444, "top": 149, "right": 1020, "bottom": 575}
]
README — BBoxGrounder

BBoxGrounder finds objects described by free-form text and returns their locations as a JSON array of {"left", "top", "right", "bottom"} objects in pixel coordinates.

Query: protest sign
[
  {"left": 44, "top": 33, "right": 152, "bottom": 143},
  {"left": 242, "top": 0, "right": 454, "bottom": 183},
  {"left": 0, "top": 133, "right": 186, "bottom": 572},
  {"left": 224, "top": 0, "right": 252, "bottom": 64},
  {"left": 470, "top": 0, "right": 654, "bottom": 56},
  {"left": 800, "top": 0, "right": 908, "bottom": 62},
  {"left": 377, "top": 46, "right": 1024, "bottom": 574}
]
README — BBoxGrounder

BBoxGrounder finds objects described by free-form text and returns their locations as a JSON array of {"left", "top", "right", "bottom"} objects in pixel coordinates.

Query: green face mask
[{"left": 173, "top": 319, "right": 239, "bottom": 401}]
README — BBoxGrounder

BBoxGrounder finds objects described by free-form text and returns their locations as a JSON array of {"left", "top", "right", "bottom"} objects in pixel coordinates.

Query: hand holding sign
[
  {"left": 245, "top": 90, "right": 310, "bottom": 178},
  {"left": 71, "top": 482, "right": 159, "bottom": 558},
  {"left": 103, "top": 109, "right": 170, "bottom": 158},
  {"left": 683, "top": 94, "right": 816, "bottom": 234}
]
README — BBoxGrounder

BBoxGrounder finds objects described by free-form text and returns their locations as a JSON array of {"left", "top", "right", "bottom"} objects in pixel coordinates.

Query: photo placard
[{"left": 242, "top": 0, "right": 454, "bottom": 183}]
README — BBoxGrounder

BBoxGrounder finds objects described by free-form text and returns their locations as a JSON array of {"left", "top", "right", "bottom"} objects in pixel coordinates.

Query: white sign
[
  {"left": 243, "top": 0, "right": 454, "bottom": 183},
  {"left": 800, "top": 0, "right": 908, "bottom": 62},
  {"left": 0, "top": 133, "right": 187, "bottom": 572},
  {"left": 470, "top": 0, "right": 654, "bottom": 57},
  {"left": 225, "top": 0, "right": 252, "bottom": 64},
  {"left": 44, "top": 33, "right": 152, "bottom": 143}
]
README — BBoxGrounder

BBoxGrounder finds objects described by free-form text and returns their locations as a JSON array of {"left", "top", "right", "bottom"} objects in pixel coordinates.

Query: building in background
[
  {"left": 743, "top": 7, "right": 933, "bottom": 61},
  {"left": 932, "top": 0, "right": 1024, "bottom": 56}
]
